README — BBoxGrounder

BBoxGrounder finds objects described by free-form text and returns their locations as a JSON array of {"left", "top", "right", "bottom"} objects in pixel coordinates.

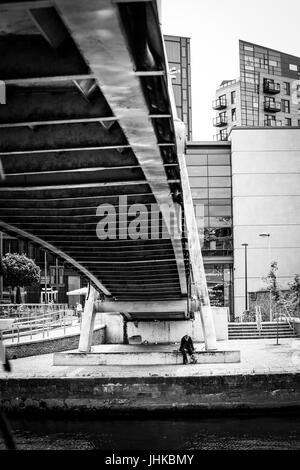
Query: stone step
[
  {"left": 229, "top": 323, "right": 292, "bottom": 326},
  {"left": 53, "top": 349, "right": 241, "bottom": 366},
  {"left": 228, "top": 327, "right": 293, "bottom": 332},
  {"left": 228, "top": 332, "right": 296, "bottom": 338},
  {"left": 229, "top": 329, "right": 294, "bottom": 333},
  {"left": 229, "top": 333, "right": 296, "bottom": 340},
  {"left": 229, "top": 336, "right": 295, "bottom": 340}
]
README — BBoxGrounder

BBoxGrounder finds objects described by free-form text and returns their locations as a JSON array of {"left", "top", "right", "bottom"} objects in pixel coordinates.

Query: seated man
[{"left": 179, "top": 334, "right": 197, "bottom": 365}]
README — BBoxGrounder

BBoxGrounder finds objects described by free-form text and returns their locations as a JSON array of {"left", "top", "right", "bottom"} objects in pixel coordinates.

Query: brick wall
[
  {"left": 6, "top": 325, "right": 106, "bottom": 359},
  {"left": 1, "top": 373, "right": 300, "bottom": 413}
]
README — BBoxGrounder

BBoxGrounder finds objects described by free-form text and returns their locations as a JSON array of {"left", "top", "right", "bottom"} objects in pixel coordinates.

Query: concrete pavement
[{"left": 1, "top": 338, "right": 300, "bottom": 379}]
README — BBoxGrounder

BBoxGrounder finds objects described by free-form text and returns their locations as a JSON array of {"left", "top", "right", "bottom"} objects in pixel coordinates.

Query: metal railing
[
  {"left": 264, "top": 100, "right": 281, "bottom": 112},
  {"left": 277, "top": 305, "right": 295, "bottom": 332},
  {"left": 0, "top": 303, "right": 68, "bottom": 318},
  {"left": 263, "top": 80, "right": 280, "bottom": 94},
  {"left": 2, "top": 308, "right": 78, "bottom": 344},
  {"left": 212, "top": 98, "right": 227, "bottom": 110},
  {"left": 213, "top": 116, "right": 228, "bottom": 127}
]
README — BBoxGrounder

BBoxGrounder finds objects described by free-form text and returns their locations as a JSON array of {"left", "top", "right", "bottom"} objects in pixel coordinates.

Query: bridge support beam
[
  {"left": 78, "top": 284, "right": 97, "bottom": 353},
  {"left": 175, "top": 119, "right": 217, "bottom": 351}
]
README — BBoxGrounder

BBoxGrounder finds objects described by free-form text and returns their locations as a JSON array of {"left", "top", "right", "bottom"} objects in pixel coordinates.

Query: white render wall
[
  {"left": 97, "top": 308, "right": 229, "bottom": 344},
  {"left": 231, "top": 128, "right": 300, "bottom": 317}
]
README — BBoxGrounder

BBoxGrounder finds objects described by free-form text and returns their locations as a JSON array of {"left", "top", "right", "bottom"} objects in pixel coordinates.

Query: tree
[
  {"left": 263, "top": 261, "right": 282, "bottom": 315},
  {"left": 2, "top": 253, "right": 40, "bottom": 303},
  {"left": 289, "top": 274, "right": 300, "bottom": 317}
]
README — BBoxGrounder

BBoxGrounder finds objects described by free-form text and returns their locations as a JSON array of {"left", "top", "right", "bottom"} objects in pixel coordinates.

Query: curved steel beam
[{"left": 0, "top": 219, "right": 111, "bottom": 296}]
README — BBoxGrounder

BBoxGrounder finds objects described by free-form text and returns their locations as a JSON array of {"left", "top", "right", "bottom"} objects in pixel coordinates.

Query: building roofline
[
  {"left": 230, "top": 126, "right": 300, "bottom": 132},
  {"left": 239, "top": 39, "right": 300, "bottom": 61},
  {"left": 187, "top": 140, "right": 231, "bottom": 147},
  {"left": 164, "top": 34, "right": 191, "bottom": 41}
]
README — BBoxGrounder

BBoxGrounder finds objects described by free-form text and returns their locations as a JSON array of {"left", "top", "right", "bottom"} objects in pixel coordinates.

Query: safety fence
[
  {"left": 0, "top": 307, "right": 78, "bottom": 344},
  {"left": 0, "top": 303, "right": 68, "bottom": 318}
]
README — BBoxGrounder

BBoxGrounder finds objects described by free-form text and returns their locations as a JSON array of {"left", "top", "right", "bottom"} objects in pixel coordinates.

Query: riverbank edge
[{"left": 1, "top": 372, "right": 300, "bottom": 413}]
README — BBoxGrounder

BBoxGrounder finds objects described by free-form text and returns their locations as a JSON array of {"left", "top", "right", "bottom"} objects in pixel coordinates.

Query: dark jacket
[{"left": 179, "top": 335, "right": 194, "bottom": 352}]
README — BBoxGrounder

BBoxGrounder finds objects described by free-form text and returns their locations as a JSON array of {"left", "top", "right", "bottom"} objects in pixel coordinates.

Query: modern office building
[
  {"left": 164, "top": 35, "right": 193, "bottom": 140},
  {"left": 213, "top": 40, "right": 300, "bottom": 141},
  {"left": 186, "top": 141, "right": 234, "bottom": 317}
]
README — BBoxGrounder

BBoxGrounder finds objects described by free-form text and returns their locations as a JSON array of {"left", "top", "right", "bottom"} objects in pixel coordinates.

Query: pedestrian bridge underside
[{"left": 0, "top": 0, "right": 215, "bottom": 344}]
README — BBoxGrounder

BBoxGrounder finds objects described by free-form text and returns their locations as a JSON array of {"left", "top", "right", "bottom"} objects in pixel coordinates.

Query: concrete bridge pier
[{"left": 78, "top": 285, "right": 97, "bottom": 353}]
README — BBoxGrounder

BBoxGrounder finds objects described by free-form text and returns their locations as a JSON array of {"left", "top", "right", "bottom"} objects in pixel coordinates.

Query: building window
[
  {"left": 264, "top": 114, "right": 276, "bottom": 126},
  {"left": 231, "top": 108, "right": 236, "bottom": 122},
  {"left": 285, "top": 117, "right": 292, "bottom": 126},
  {"left": 231, "top": 91, "right": 236, "bottom": 105},
  {"left": 289, "top": 64, "right": 298, "bottom": 72},
  {"left": 283, "top": 82, "right": 290, "bottom": 96},
  {"left": 219, "top": 94, "right": 226, "bottom": 105},
  {"left": 220, "top": 129, "right": 228, "bottom": 141},
  {"left": 281, "top": 99, "right": 290, "bottom": 113},
  {"left": 269, "top": 59, "right": 278, "bottom": 67}
]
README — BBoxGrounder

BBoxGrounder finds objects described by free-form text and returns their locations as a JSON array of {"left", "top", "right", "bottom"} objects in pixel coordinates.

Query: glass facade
[
  {"left": 240, "top": 40, "right": 300, "bottom": 128},
  {"left": 214, "top": 40, "right": 300, "bottom": 139},
  {"left": 164, "top": 35, "right": 192, "bottom": 140},
  {"left": 206, "top": 264, "right": 233, "bottom": 310},
  {"left": 186, "top": 143, "right": 234, "bottom": 315}
]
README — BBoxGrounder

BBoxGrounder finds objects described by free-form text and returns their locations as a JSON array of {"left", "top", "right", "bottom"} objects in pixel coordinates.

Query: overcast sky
[{"left": 161, "top": 0, "right": 300, "bottom": 140}]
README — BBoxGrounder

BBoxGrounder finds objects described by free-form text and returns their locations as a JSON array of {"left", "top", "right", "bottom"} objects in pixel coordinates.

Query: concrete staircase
[{"left": 228, "top": 322, "right": 296, "bottom": 340}]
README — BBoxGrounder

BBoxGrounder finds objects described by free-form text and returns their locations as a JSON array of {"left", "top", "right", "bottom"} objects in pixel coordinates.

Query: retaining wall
[
  {"left": 1, "top": 373, "right": 300, "bottom": 413},
  {"left": 6, "top": 325, "right": 106, "bottom": 359}
]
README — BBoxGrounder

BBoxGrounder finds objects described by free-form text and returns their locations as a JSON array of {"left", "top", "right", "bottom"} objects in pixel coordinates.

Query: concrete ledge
[{"left": 53, "top": 349, "right": 241, "bottom": 366}]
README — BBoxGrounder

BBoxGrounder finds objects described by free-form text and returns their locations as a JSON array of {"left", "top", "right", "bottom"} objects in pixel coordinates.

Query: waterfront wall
[
  {"left": 1, "top": 373, "right": 300, "bottom": 412},
  {"left": 98, "top": 308, "right": 229, "bottom": 344},
  {"left": 6, "top": 325, "right": 106, "bottom": 359}
]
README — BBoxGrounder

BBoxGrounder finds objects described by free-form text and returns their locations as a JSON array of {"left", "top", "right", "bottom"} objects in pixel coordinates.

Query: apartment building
[
  {"left": 213, "top": 40, "right": 300, "bottom": 140},
  {"left": 164, "top": 35, "right": 193, "bottom": 140}
]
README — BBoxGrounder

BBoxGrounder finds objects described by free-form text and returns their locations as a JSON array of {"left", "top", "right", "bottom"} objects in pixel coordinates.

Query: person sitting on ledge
[{"left": 179, "top": 334, "right": 197, "bottom": 365}]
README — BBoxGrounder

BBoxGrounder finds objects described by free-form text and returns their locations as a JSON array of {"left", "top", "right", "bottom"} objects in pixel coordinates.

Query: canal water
[{"left": 1, "top": 414, "right": 300, "bottom": 450}]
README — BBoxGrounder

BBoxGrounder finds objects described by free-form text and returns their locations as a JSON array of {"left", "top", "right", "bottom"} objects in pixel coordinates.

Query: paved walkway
[{"left": 1, "top": 338, "right": 300, "bottom": 378}]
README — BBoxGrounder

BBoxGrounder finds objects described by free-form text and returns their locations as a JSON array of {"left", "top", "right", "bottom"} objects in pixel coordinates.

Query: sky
[{"left": 161, "top": 0, "right": 300, "bottom": 140}]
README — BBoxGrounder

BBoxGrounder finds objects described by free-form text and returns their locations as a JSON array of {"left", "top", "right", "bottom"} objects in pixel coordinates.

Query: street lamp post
[
  {"left": 259, "top": 233, "right": 271, "bottom": 321},
  {"left": 242, "top": 243, "right": 249, "bottom": 315}
]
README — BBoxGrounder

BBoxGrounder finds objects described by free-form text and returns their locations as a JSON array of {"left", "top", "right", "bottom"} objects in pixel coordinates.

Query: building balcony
[
  {"left": 212, "top": 98, "right": 227, "bottom": 110},
  {"left": 214, "top": 131, "right": 228, "bottom": 142},
  {"left": 264, "top": 100, "right": 281, "bottom": 112},
  {"left": 263, "top": 80, "right": 280, "bottom": 94},
  {"left": 213, "top": 116, "right": 228, "bottom": 127},
  {"left": 264, "top": 118, "right": 282, "bottom": 127}
]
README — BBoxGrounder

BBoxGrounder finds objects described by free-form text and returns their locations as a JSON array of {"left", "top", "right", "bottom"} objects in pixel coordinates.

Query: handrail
[
  {"left": 2, "top": 308, "right": 77, "bottom": 343},
  {"left": 4, "top": 309, "right": 69, "bottom": 324},
  {"left": 278, "top": 305, "right": 294, "bottom": 332}
]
